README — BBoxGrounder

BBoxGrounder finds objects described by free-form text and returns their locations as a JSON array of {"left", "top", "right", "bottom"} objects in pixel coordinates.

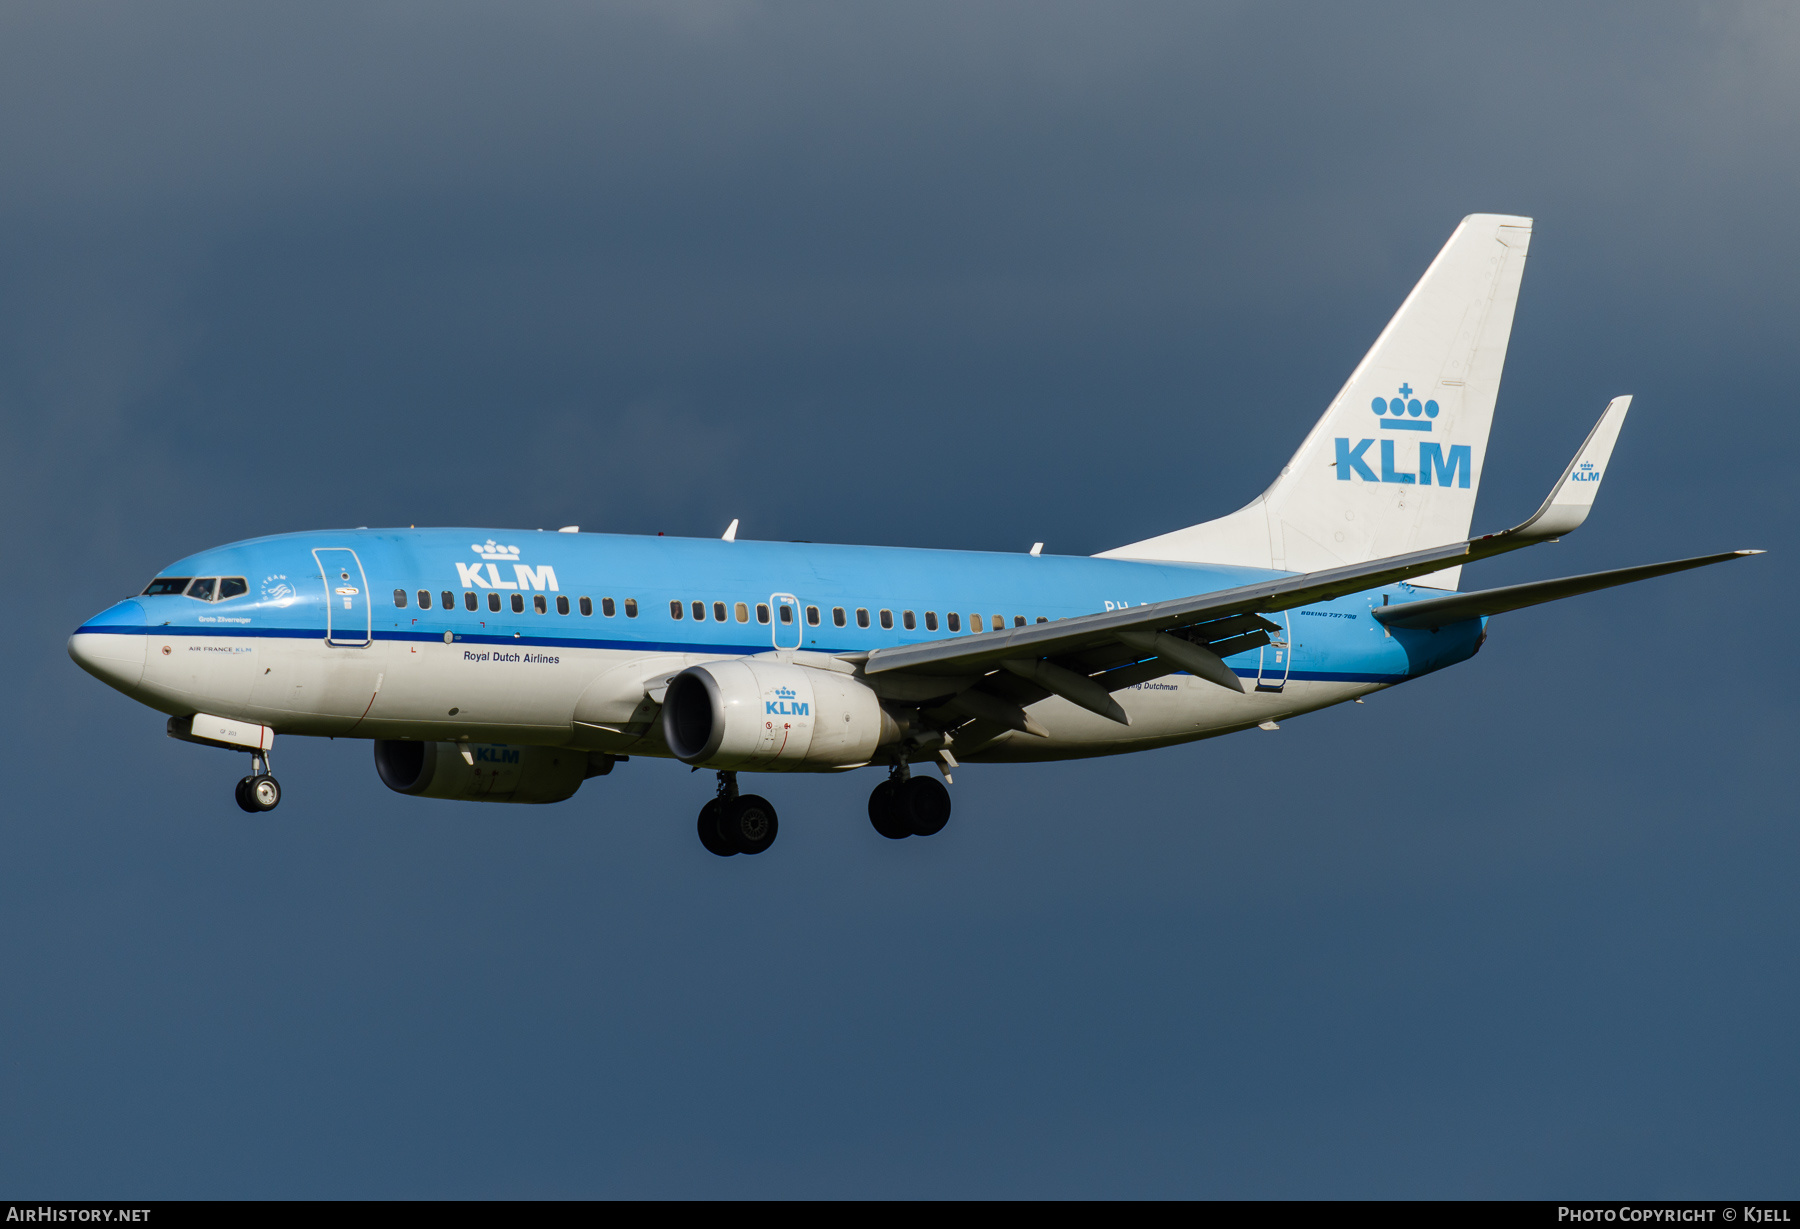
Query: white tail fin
[{"left": 1099, "top": 213, "right": 1533, "bottom": 590}]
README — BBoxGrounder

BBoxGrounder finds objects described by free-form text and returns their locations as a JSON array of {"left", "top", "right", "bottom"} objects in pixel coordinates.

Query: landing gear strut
[
  {"left": 868, "top": 760, "right": 951, "bottom": 840},
  {"left": 697, "top": 771, "right": 779, "bottom": 857},
  {"left": 235, "top": 749, "right": 281, "bottom": 813}
]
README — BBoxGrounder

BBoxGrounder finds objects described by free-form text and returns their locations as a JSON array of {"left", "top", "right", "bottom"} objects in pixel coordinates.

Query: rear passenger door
[{"left": 314, "top": 548, "right": 371, "bottom": 647}]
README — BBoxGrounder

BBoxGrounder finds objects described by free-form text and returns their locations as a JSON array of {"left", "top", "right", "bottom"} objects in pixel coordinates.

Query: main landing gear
[
  {"left": 234, "top": 749, "right": 282, "bottom": 814},
  {"left": 868, "top": 761, "right": 951, "bottom": 840},
  {"left": 691, "top": 762, "right": 951, "bottom": 855},
  {"left": 698, "top": 771, "right": 779, "bottom": 857}
]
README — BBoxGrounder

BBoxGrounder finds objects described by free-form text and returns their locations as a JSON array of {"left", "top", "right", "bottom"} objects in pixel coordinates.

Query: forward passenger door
[{"left": 314, "top": 548, "right": 371, "bottom": 647}]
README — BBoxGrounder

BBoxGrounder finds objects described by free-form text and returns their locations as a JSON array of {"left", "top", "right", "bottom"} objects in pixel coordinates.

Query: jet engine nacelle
[
  {"left": 373, "top": 739, "right": 607, "bottom": 804},
  {"left": 661, "top": 659, "right": 895, "bottom": 770}
]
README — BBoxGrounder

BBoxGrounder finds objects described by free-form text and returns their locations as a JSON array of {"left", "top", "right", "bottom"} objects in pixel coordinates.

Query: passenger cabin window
[
  {"left": 856, "top": 608, "right": 870, "bottom": 628},
  {"left": 187, "top": 578, "right": 215, "bottom": 601},
  {"left": 418, "top": 590, "right": 432, "bottom": 610},
  {"left": 394, "top": 589, "right": 408, "bottom": 608},
  {"left": 806, "top": 606, "right": 820, "bottom": 626},
  {"left": 991, "top": 614, "right": 1003, "bottom": 630},
  {"left": 670, "top": 600, "right": 683, "bottom": 620},
  {"left": 756, "top": 603, "right": 770, "bottom": 624},
  {"left": 1014, "top": 616, "right": 1026, "bottom": 627},
  {"left": 735, "top": 602, "right": 749, "bottom": 623},
  {"left": 879, "top": 610, "right": 893, "bottom": 629},
  {"left": 218, "top": 578, "right": 248, "bottom": 600},
  {"left": 970, "top": 613, "right": 984, "bottom": 632},
  {"left": 441, "top": 590, "right": 454, "bottom": 610},
  {"left": 902, "top": 610, "right": 915, "bottom": 630},
  {"left": 1036, "top": 616, "right": 1048, "bottom": 623},
  {"left": 556, "top": 596, "right": 570, "bottom": 615},
  {"left": 946, "top": 612, "right": 960, "bottom": 632},
  {"left": 142, "top": 577, "right": 192, "bottom": 596},
  {"left": 713, "top": 601, "right": 727, "bottom": 622},
  {"left": 691, "top": 601, "right": 705, "bottom": 621},
  {"left": 465, "top": 592, "right": 478, "bottom": 611},
  {"left": 624, "top": 599, "right": 638, "bottom": 618},
  {"left": 832, "top": 607, "right": 846, "bottom": 627},
  {"left": 581, "top": 597, "right": 594, "bottom": 616},
  {"left": 598, "top": 597, "right": 611, "bottom": 617},
  {"left": 779, "top": 605, "right": 793, "bottom": 624},
  {"left": 533, "top": 594, "right": 547, "bottom": 614},
  {"left": 488, "top": 593, "right": 501, "bottom": 612},
  {"left": 925, "top": 611, "right": 938, "bottom": 631},
  {"left": 511, "top": 594, "right": 525, "bottom": 613}
]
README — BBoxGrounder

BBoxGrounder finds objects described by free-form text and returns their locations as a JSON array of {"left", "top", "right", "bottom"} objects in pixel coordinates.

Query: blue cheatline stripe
[
  {"left": 77, "top": 624, "right": 321, "bottom": 640},
  {"left": 77, "top": 624, "right": 1410, "bottom": 685},
  {"left": 76, "top": 623, "right": 777, "bottom": 656}
]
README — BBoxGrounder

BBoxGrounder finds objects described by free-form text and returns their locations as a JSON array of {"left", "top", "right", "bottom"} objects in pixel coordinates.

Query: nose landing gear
[
  {"left": 697, "top": 771, "right": 779, "bottom": 857},
  {"left": 234, "top": 749, "right": 282, "bottom": 813},
  {"left": 868, "top": 761, "right": 951, "bottom": 840}
]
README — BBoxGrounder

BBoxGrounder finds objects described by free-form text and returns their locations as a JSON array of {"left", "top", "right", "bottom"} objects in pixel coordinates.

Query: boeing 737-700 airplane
[{"left": 69, "top": 214, "right": 1757, "bottom": 856}]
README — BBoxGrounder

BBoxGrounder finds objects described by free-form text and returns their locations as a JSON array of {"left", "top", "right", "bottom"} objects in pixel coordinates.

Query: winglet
[{"left": 1497, "top": 396, "right": 1630, "bottom": 544}]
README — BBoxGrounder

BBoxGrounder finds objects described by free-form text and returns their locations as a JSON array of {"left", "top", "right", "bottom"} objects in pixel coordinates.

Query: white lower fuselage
[{"left": 74, "top": 627, "right": 1381, "bottom": 766}]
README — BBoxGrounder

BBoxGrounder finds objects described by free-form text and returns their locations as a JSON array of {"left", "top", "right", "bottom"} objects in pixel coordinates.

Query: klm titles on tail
[{"left": 1335, "top": 383, "right": 1472, "bottom": 488}]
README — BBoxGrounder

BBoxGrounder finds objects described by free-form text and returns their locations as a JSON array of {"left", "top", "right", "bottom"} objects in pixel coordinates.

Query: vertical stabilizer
[{"left": 1099, "top": 213, "right": 1532, "bottom": 589}]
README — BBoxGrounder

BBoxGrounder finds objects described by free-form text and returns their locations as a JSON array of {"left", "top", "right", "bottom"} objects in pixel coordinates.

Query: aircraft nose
[{"left": 69, "top": 599, "right": 149, "bottom": 692}]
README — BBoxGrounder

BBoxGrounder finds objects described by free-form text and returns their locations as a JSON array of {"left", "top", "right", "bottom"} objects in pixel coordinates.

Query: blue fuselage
[
  {"left": 80, "top": 527, "right": 1482, "bottom": 687},
  {"left": 69, "top": 526, "right": 1485, "bottom": 777}
]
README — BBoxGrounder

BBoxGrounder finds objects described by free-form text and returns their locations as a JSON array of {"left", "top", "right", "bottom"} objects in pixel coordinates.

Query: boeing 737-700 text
[{"left": 69, "top": 214, "right": 1759, "bottom": 856}]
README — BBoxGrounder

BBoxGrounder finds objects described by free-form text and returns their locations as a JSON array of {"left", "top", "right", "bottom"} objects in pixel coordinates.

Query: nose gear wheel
[{"left": 234, "top": 750, "right": 281, "bottom": 813}]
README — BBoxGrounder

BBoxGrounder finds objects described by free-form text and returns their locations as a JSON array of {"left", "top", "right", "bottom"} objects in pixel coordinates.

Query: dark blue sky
[{"left": 3, "top": 2, "right": 1794, "bottom": 1197}]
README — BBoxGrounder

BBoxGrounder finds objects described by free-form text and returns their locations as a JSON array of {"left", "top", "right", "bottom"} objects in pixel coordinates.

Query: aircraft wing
[
  {"left": 857, "top": 396, "right": 1724, "bottom": 733},
  {"left": 861, "top": 537, "right": 1477, "bottom": 683},
  {"left": 1371, "top": 550, "right": 1761, "bottom": 631}
]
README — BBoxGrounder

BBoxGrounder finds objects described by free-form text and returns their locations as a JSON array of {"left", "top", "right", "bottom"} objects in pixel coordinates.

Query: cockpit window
[
  {"left": 186, "top": 578, "right": 216, "bottom": 601},
  {"left": 142, "top": 578, "right": 191, "bottom": 596},
  {"left": 217, "top": 577, "right": 248, "bottom": 600}
]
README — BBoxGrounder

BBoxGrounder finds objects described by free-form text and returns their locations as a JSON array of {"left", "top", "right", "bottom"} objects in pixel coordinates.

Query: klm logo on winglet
[
  {"left": 766, "top": 685, "right": 809, "bottom": 717},
  {"left": 1572, "top": 461, "right": 1601, "bottom": 483},
  {"left": 1334, "top": 382, "right": 1470, "bottom": 488}
]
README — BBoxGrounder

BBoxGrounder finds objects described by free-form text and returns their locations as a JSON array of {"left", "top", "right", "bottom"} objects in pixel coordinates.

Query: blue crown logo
[
  {"left": 1371, "top": 383, "right": 1439, "bottom": 432},
  {"left": 773, "top": 686, "right": 797, "bottom": 699}
]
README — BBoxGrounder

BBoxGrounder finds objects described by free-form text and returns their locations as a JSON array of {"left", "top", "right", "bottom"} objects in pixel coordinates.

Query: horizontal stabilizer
[{"left": 1373, "top": 550, "right": 1761, "bottom": 630}]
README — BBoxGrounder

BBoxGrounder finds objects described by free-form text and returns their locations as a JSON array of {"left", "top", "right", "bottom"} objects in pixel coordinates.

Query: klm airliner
[{"left": 69, "top": 215, "right": 1757, "bottom": 856}]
